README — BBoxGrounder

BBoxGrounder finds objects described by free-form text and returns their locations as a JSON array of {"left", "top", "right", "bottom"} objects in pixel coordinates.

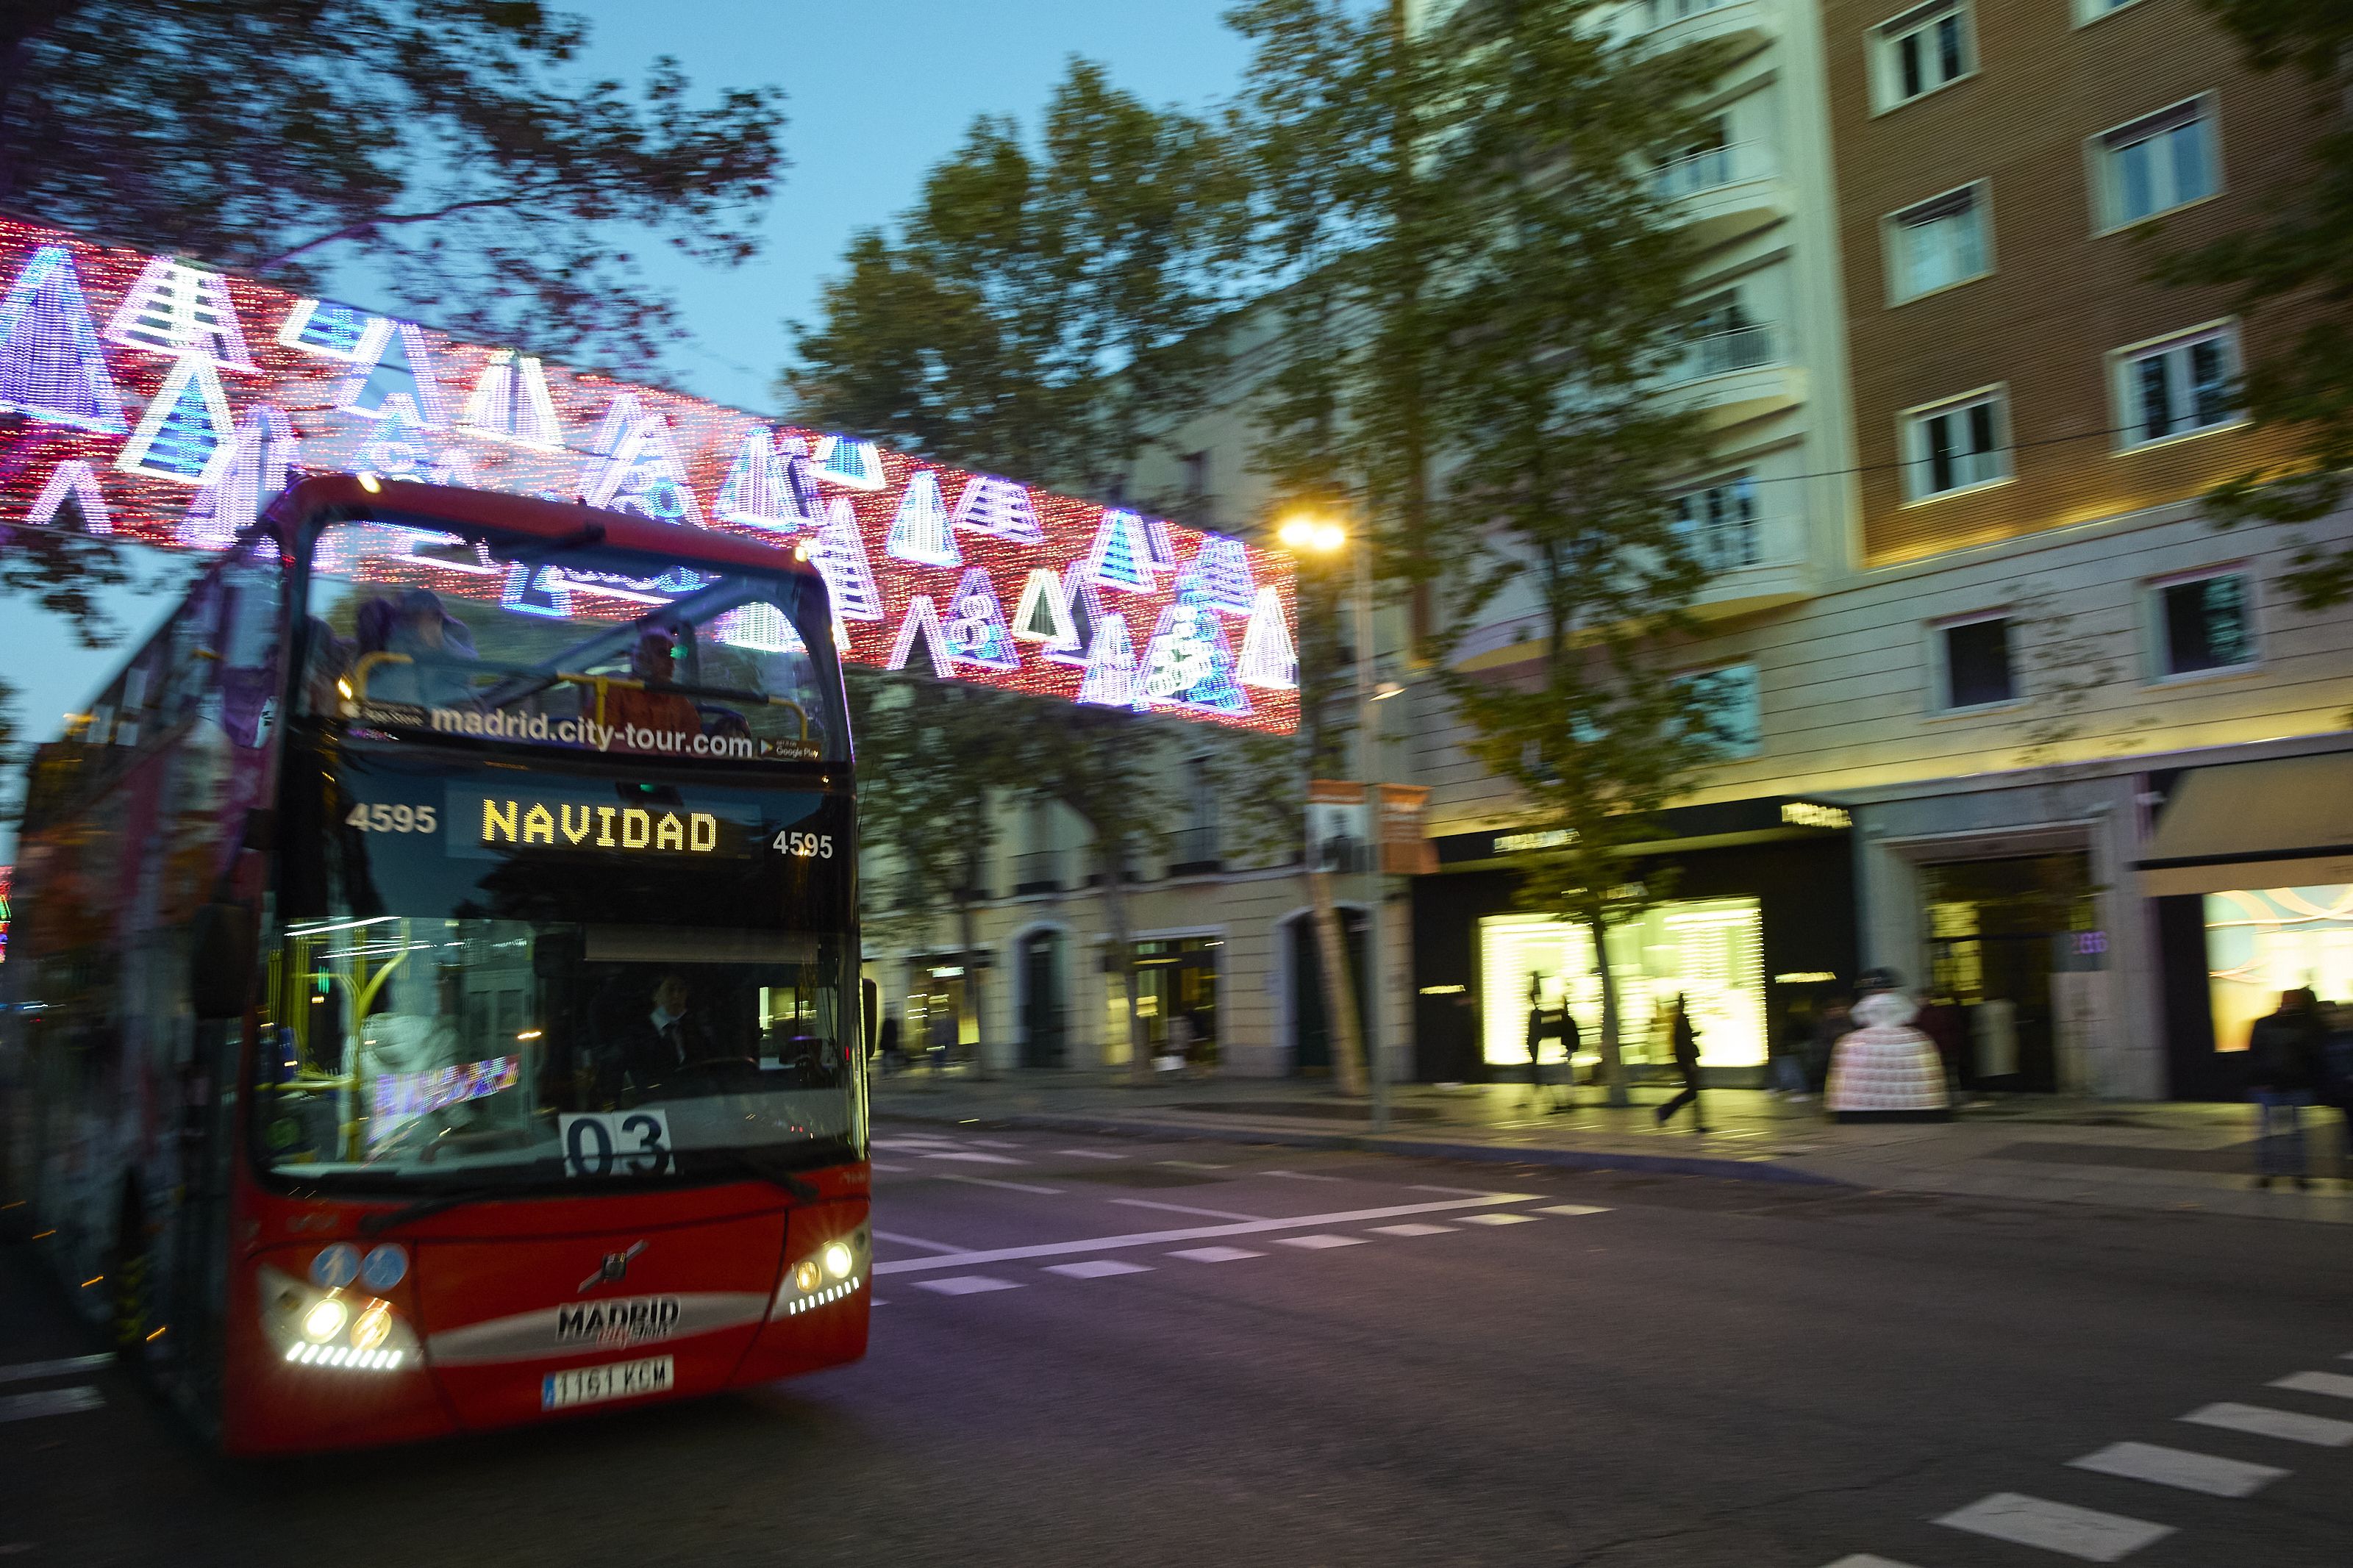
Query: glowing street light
[{"left": 1277, "top": 515, "right": 1349, "bottom": 556}]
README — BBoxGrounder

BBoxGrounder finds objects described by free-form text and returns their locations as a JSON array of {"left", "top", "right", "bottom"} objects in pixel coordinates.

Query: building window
[
  {"left": 2096, "top": 98, "right": 2218, "bottom": 229},
  {"left": 2152, "top": 570, "right": 2256, "bottom": 677},
  {"left": 2116, "top": 324, "right": 2238, "bottom": 446},
  {"left": 1479, "top": 901, "right": 1765, "bottom": 1072},
  {"left": 1179, "top": 451, "right": 1210, "bottom": 501},
  {"left": 1938, "top": 613, "right": 2015, "bottom": 709},
  {"left": 1903, "top": 390, "right": 2007, "bottom": 500},
  {"left": 1679, "top": 662, "right": 1762, "bottom": 757},
  {"left": 2075, "top": 0, "right": 2143, "bottom": 23},
  {"left": 1673, "top": 475, "right": 1762, "bottom": 571},
  {"left": 1874, "top": 1, "right": 1970, "bottom": 109},
  {"left": 1887, "top": 182, "right": 1989, "bottom": 301}
]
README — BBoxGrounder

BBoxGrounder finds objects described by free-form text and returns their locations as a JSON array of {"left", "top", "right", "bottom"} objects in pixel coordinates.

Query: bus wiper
[
  {"left": 689, "top": 1148, "right": 821, "bottom": 1203},
  {"left": 357, "top": 1186, "right": 512, "bottom": 1236}
]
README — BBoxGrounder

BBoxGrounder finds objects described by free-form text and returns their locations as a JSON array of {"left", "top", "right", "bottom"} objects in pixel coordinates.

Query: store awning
[{"left": 2138, "top": 752, "right": 2353, "bottom": 897}]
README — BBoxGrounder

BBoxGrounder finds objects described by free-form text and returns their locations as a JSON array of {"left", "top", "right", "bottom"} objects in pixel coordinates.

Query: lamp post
[{"left": 1277, "top": 515, "right": 1388, "bottom": 1133}]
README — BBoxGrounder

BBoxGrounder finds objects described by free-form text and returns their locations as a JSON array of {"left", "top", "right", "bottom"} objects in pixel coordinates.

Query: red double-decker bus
[{"left": 1, "top": 474, "right": 868, "bottom": 1451}]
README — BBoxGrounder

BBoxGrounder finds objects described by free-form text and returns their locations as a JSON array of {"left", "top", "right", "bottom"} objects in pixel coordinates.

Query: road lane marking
[
  {"left": 1157, "top": 1159, "right": 1228, "bottom": 1170},
  {"left": 1045, "top": 1260, "right": 1152, "bottom": 1279},
  {"left": 0, "top": 1355, "right": 110, "bottom": 1386},
  {"left": 1274, "top": 1234, "right": 1367, "bottom": 1250},
  {"left": 1934, "top": 1493, "right": 2172, "bottom": 1561},
  {"left": 1821, "top": 1558, "right": 1921, "bottom": 1568},
  {"left": 2271, "top": 1370, "right": 2353, "bottom": 1400},
  {"left": 1536, "top": 1204, "right": 1611, "bottom": 1217},
  {"left": 971, "top": 1139, "right": 1021, "bottom": 1149},
  {"left": 913, "top": 1275, "right": 1023, "bottom": 1296},
  {"left": 1456, "top": 1212, "right": 1539, "bottom": 1226},
  {"left": 1110, "top": 1198, "right": 1267, "bottom": 1222},
  {"left": 870, "top": 1192, "right": 1540, "bottom": 1275},
  {"left": 870, "top": 1161, "right": 910, "bottom": 1173},
  {"left": 922, "top": 1152, "right": 1029, "bottom": 1166},
  {"left": 0, "top": 1387, "right": 102, "bottom": 1424},
  {"left": 940, "top": 1174, "right": 1064, "bottom": 1196},
  {"left": 1263, "top": 1170, "right": 1345, "bottom": 1183},
  {"left": 1057, "top": 1149, "right": 1125, "bottom": 1161},
  {"left": 2182, "top": 1402, "right": 2353, "bottom": 1446},
  {"left": 1410, "top": 1184, "right": 1504, "bottom": 1196},
  {"left": 1168, "top": 1247, "right": 1263, "bottom": 1263},
  {"left": 874, "top": 1231, "right": 974, "bottom": 1256},
  {"left": 873, "top": 1136, "right": 963, "bottom": 1150},
  {"left": 1368, "top": 1223, "right": 1454, "bottom": 1236},
  {"left": 2068, "top": 1441, "right": 2286, "bottom": 1498}
]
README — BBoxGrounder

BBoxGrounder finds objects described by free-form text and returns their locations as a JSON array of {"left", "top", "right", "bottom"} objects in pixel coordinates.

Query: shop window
[
  {"left": 1477, "top": 901, "right": 1765, "bottom": 1073},
  {"left": 2115, "top": 324, "right": 2238, "bottom": 448},
  {"left": 2204, "top": 887, "right": 2353, "bottom": 1055},
  {"left": 2152, "top": 570, "right": 2256, "bottom": 678},
  {"left": 1935, "top": 612, "right": 2015, "bottom": 709}
]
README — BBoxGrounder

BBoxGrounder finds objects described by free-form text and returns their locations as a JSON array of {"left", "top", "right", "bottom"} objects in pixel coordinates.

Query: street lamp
[{"left": 1276, "top": 512, "right": 1388, "bottom": 1134}]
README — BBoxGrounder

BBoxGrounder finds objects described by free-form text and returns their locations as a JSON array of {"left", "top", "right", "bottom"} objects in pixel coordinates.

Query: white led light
[
  {"left": 386, "top": 1351, "right": 403, "bottom": 1369},
  {"left": 285, "top": 1345, "right": 303, "bottom": 1361}
]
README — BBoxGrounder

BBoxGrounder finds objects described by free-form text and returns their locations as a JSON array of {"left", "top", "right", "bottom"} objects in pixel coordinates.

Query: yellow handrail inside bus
[{"left": 347, "top": 652, "right": 413, "bottom": 705}]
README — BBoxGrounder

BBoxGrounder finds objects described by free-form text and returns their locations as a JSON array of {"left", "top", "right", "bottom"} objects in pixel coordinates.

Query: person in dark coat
[
  {"left": 621, "top": 973, "right": 716, "bottom": 1098},
  {"left": 1653, "top": 994, "right": 1708, "bottom": 1133},
  {"left": 1524, "top": 973, "right": 1549, "bottom": 1108},
  {"left": 2246, "top": 987, "right": 2324, "bottom": 1189}
]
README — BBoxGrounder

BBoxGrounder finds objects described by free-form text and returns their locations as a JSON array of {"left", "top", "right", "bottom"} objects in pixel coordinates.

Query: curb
[{"left": 870, "top": 1104, "right": 1854, "bottom": 1188}]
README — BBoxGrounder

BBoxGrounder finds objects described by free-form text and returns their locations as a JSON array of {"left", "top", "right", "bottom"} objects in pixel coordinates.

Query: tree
[
  {"left": 1417, "top": 0, "right": 1732, "bottom": 1106},
  {"left": 2156, "top": 0, "right": 2353, "bottom": 606}
]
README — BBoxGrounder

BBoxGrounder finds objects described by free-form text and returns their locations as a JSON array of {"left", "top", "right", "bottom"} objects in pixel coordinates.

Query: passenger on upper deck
[{"left": 604, "top": 624, "right": 703, "bottom": 737}]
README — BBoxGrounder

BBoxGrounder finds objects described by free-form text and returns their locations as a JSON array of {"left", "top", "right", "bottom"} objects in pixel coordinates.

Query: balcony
[
  {"left": 1641, "top": 0, "right": 1774, "bottom": 60},
  {"left": 1651, "top": 140, "right": 1786, "bottom": 249},
  {"left": 1011, "top": 850, "right": 1063, "bottom": 895},
  {"left": 1677, "top": 510, "right": 1818, "bottom": 619},
  {"left": 1668, "top": 325, "right": 1805, "bottom": 429},
  {"left": 1168, "top": 825, "right": 1224, "bottom": 876}
]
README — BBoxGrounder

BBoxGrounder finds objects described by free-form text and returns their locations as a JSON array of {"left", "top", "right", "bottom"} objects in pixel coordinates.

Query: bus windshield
[
  {"left": 301, "top": 518, "right": 845, "bottom": 765},
  {"left": 257, "top": 917, "right": 859, "bottom": 1189}
]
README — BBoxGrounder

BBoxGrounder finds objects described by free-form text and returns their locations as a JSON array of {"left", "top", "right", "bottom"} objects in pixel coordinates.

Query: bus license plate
[{"left": 542, "top": 1356, "right": 674, "bottom": 1411}]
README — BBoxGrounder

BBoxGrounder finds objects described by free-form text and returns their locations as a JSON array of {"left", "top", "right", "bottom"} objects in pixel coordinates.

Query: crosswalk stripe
[
  {"left": 1274, "top": 1234, "right": 1368, "bottom": 1250},
  {"left": 1263, "top": 1170, "right": 1345, "bottom": 1183},
  {"left": 1045, "top": 1260, "right": 1152, "bottom": 1279},
  {"left": 1456, "top": 1212, "right": 1539, "bottom": 1226},
  {"left": 1168, "top": 1246, "right": 1263, "bottom": 1263},
  {"left": 1820, "top": 1557, "right": 1921, "bottom": 1568},
  {"left": 1535, "top": 1204, "right": 1610, "bottom": 1217},
  {"left": 873, "top": 1230, "right": 971, "bottom": 1256},
  {"left": 2068, "top": 1440, "right": 2287, "bottom": 1498},
  {"left": 912, "top": 1275, "right": 1022, "bottom": 1296},
  {"left": 970, "top": 1139, "right": 1021, "bottom": 1149},
  {"left": 1935, "top": 1492, "right": 2172, "bottom": 1561},
  {"left": 2271, "top": 1370, "right": 2353, "bottom": 1401},
  {"left": 2182, "top": 1401, "right": 2353, "bottom": 1447},
  {"left": 869, "top": 1161, "right": 909, "bottom": 1173},
  {"left": 0, "top": 1386, "right": 102, "bottom": 1424},
  {"left": 0, "top": 1354, "right": 111, "bottom": 1386},
  {"left": 1368, "top": 1223, "right": 1454, "bottom": 1236},
  {"left": 1057, "top": 1149, "right": 1124, "bottom": 1161},
  {"left": 1110, "top": 1198, "right": 1265, "bottom": 1222}
]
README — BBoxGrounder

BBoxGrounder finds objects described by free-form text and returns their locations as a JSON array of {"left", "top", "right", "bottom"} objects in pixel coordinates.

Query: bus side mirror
[{"left": 190, "top": 903, "right": 259, "bottom": 1020}]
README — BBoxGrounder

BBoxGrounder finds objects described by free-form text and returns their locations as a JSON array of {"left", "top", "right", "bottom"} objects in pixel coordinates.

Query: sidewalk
[{"left": 869, "top": 1068, "right": 2353, "bottom": 1223}]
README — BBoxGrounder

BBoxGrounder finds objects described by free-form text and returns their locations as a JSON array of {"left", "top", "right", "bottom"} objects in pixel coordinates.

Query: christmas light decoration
[
  {"left": 717, "top": 429, "right": 816, "bottom": 533},
  {"left": 26, "top": 459, "right": 111, "bottom": 534},
  {"left": 887, "top": 595, "right": 952, "bottom": 677},
  {"left": 458, "top": 348, "right": 564, "bottom": 450},
  {"left": 1075, "top": 613, "right": 1141, "bottom": 709},
  {"left": 885, "top": 469, "right": 959, "bottom": 568},
  {"left": 1236, "top": 584, "right": 1299, "bottom": 690},
  {"left": 501, "top": 562, "right": 574, "bottom": 619},
  {"left": 943, "top": 567, "right": 1021, "bottom": 672},
  {"left": 1081, "top": 509, "right": 1157, "bottom": 593},
  {"left": 810, "top": 434, "right": 883, "bottom": 490},
  {"left": 1181, "top": 534, "right": 1257, "bottom": 616},
  {"left": 118, "top": 354, "right": 234, "bottom": 483},
  {"left": 277, "top": 298, "right": 390, "bottom": 362},
  {"left": 1143, "top": 515, "right": 1177, "bottom": 573},
  {"left": 334, "top": 321, "right": 451, "bottom": 428},
  {"left": 714, "top": 601, "right": 806, "bottom": 654},
  {"left": 1139, "top": 582, "right": 1251, "bottom": 717},
  {"left": 804, "top": 498, "right": 884, "bottom": 626},
  {"left": 0, "top": 245, "right": 126, "bottom": 433},
  {"left": 949, "top": 475, "right": 1042, "bottom": 544},
  {"left": 178, "top": 405, "right": 296, "bottom": 549},
  {"left": 1010, "top": 566, "right": 1081, "bottom": 657},
  {"left": 103, "top": 257, "right": 255, "bottom": 370},
  {"left": 582, "top": 393, "right": 705, "bottom": 527}
]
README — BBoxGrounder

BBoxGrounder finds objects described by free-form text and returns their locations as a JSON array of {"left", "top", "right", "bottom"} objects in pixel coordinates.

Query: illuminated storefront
[
  {"left": 1477, "top": 902, "right": 1765, "bottom": 1070},
  {"left": 2202, "top": 886, "right": 2353, "bottom": 1053}
]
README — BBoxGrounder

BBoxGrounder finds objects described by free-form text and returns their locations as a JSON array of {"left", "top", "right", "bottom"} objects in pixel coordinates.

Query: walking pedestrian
[
  {"left": 2246, "top": 987, "right": 2324, "bottom": 1190},
  {"left": 1552, "top": 1003, "right": 1582, "bottom": 1114},
  {"left": 1524, "top": 973, "right": 1550, "bottom": 1109},
  {"left": 1653, "top": 995, "right": 1707, "bottom": 1133},
  {"left": 2320, "top": 1000, "right": 2353, "bottom": 1187},
  {"left": 1807, "top": 994, "right": 1852, "bottom": 1096},
  {"left": 876, "top": 1012, "right": 902, "bottom": 1075},
  {"left": 1769, "top": 1009, "right": 1811, "bottom": 1100}
]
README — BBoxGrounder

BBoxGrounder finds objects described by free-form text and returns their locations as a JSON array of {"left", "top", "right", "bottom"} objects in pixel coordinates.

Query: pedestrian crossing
[
  {"left": 1815, "top": 1350, "right": 2353, "bottom": 1565},
  {"left": 0, "top": 1355, "right": 106, "bottom": 1428}
]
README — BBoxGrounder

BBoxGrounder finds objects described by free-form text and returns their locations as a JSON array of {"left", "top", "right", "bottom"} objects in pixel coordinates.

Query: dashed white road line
[
  {"left": 1274, "top": 1234, "right": 1367, "bottom": 1250},
  {"left": 1820, "top": 1557, "right": 1921, "bottom": 1568},
  {"left": 2181, "top": 1401, "right": 2353, "bottom": 1447},
  {"left": 1110, "top": 1198, "right": 1266, "bottom": 1222},
  {"left": 1537, "top": 1204, "right": 1611, "bottom": 1217},
  {"left": 0, "top": 1387, "right": 102, "bottom": 1424},
  {"left": 921, "top": 1151, "right": 1029, "bottom": 1167},
  {"left": 869, "top": 1161, "right": 910, "bottom": 1173},
  {"left": 939, "top": 1174, "right": 1063, "bottom": 1196},
  {"left": 1157, "top": 1159, "right": 1229, "bottom": 1170},
  {"left": 0, "top": 1355, "right": 110, "bottom": 1386},
  {"left": 970, "top": 1139, "right": 1022, "bottom": 1149},
  {"left": 1056, "top": 1148, "right": 1125, "bottom": 1161},
  {"left": 1168, "top": 1247, "right": 1263, "bottom": 1264},
  {"left": 1409, "top": 1184, "right": 1500, "bottom": 1196},
  {"left": 870, "top": 1192, "right": 1538, "bottom": 1276},
  {"left": 1456, "top": 1211, "right": 1540, "bottom": 1226},
  {"left": 1262, "top": 1170, "right": 1345, "bottom": 1183},
  {"left": 2271, "top": 1370, "right": 2353, "bottom": 1400},
  {"left": 1045, "top": 1260, "right": 1152, "bottom": 1279},
  {"left": 1934, "top": 1492, "right": 2172, "bottom": 1562},
  {"left": 2068, "top": 1440, "right": 2287, "bottom": 1498},
  {"left": 913, "top": 1275, "right": 1023, "bottom": 1297},
  {"left": 873, "top": 1230, "right": 972, "bottom": 1256},
  {"left": 1368, "top": 1223, "right": 1454, "bottom": 1236}
]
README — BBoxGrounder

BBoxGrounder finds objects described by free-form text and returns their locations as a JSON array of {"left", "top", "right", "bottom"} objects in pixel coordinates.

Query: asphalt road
[{"left": 3, "top": 1124, "right": 2349, "bottom": 1567}]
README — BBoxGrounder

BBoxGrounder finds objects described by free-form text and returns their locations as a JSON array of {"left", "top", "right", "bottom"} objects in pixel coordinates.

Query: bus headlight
[
  {"left": 303, "top": 1298, "right": 348, "bottom": 1342},
  {"left": 350, "top": 1300, "right": 393, "bottom": 1352},
  {"left": 777, "top": 1228, "right": 869, "bottom": 1316},
  {"left": 793, "top": 1259, "right": 822, "bottom": 1294},
  {"left": 260, "top": 1264, "right": 420, "bottom": 1372},
  {"left": 822, "top": 1242, "right": 853, "bottom": 1280}
]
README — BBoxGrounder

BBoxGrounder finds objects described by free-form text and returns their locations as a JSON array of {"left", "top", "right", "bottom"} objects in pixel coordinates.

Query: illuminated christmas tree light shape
[
  {"left": 1182, "top": 534, "right": 1258, "bottom": 616},
  {"left": 1080, "top": 508, "right": 1158, "bottom": 593},
  {"left": 1139, "top": 583, "right": 1252, "bottom": 717},
  {"left": 714, "top": 601, "right": 806, "bottom": 654},
  {"left": 1075, "top": 612, "right": 1142, "bottom": 709},
  {"left": 26, "top": 459, "right": 113, "bottom": 535},
  {"left": 103, "top": 256, "right": 256, "bottom": 370},
  {"left": 424, "top": 443, "right": 480, "bottom": 490},
  {"left": 333, "top": 321, "right": 451, "bottom": 428},
  {"left": 457, "top": 348, "right": 564, "bottom": 450},
  {"left": 887, "top": 594, "right": 954, "bottom": 678},
  {"left": 0, "top": 246, "right": 126, "bottom": 433},
  {"left": 949, "top": 474, "right": 1042, "bottom": 544},
  {"left": 1143, "top": 515, "right": 1178, "bottom": 573},
  {"left": 581, "top": 393, "right": 707, "bottom": 528},
  {"left": 885, "top": 469, "right": 960, "bottom": 568},
  {"left": 810, "top": 434, "right": 885, "bottom": 490},
  {"left": 943, "top": 567, "right": 1021, "bottom": 673},
  {"left": 807, "top": 497, "right": 883, "bottom": 623},
  {"left": 178, "top": 406, "right": 297, "bottom": 550},
  {"left": 1235, "top": 584, "right": 1299, "bottom": 690},
  {"left": 501, "top": 562, "right": 574, "bottom": 618},
  {"left": 1011, "top": 566, "right": 1082, "bottom": 662},
  {"left": 118, "top": 354, "right": 235, "bottom": 484},
  {"left": 716, "top": 429, "right": 817, "bottom": 533},
  {"left": 276, "top": 298, "right": 390, "bottom": 363}
]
